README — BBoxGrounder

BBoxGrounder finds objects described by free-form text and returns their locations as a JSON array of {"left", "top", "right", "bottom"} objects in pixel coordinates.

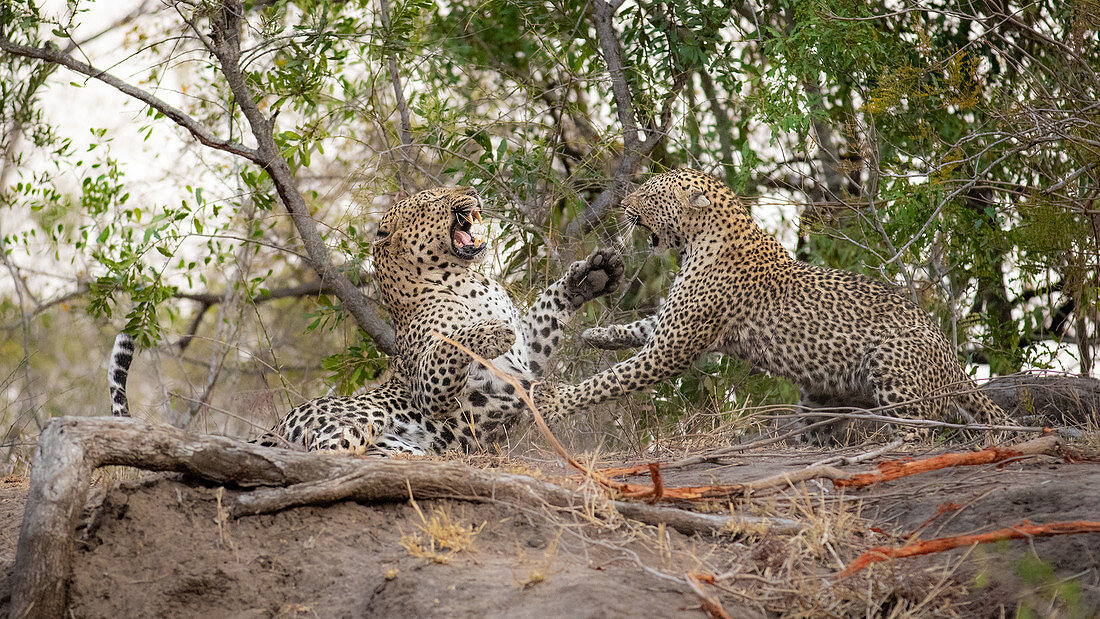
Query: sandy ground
[{"left": 1, "top": 442, "right": 1098, "bottom": 618}]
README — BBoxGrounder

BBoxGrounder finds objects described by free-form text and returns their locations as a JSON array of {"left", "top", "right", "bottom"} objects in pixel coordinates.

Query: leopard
[
  {"left": 534, "top": 168, "right": 1013, "bottom": 444},
  {"left": 109, "top": 186, "right": 624, "bottom": 455}
]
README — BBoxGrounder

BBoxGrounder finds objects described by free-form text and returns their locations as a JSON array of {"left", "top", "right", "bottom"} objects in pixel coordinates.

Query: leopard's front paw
[
  {"left": 459, "top": 319, "right": 516, "bottom": 361},
  {"left": 581, "top": 325, "right": 644, "bottom": 350},
  {"left": 564, "top": 248, "right": 625, "bottom": 308},
  {"left": 532, "top": 382, "right": 567, "bottom": 421}
]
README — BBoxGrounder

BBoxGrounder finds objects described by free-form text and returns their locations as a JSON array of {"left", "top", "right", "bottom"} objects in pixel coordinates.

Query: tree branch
[
  {"left": 207, "top": 1, "right": 395, "bottom": 354},
  {"left": 592, "top": 0, "right": 639, "bottom": 151},
  {"left": 1, "top": 8, "right": 397, "bottom": 354},
  {"left": 565, "top": 2, "right": 689, "bottom": 238},
  {"left": 377, "top": 0, "right": 415, "bottom": 183},
  {"left": 0, "top": 36, "right": 258, "bottom": 162}
]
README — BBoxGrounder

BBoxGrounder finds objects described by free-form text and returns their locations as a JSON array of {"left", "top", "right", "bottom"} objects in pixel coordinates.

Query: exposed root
[
  {"left": 833, "top": 434, "right": 1064, "bottom": 489},
  {"left": 839, "top": 520, "right": 1100, "bottom": 578},
  {"left": 686, "top": 571, "right": 732, "bottom": 619}
]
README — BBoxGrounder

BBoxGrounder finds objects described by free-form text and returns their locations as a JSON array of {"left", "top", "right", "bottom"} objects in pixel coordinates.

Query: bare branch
[
  {"left": 377, "top": 0, "right": 415, "bottom": 183},
  {"left": 592, "top": 0, "right": 638, "bottom": 150},
  {"left": 0, "top": 36, "right": 258, "bottom": 162},
  {"left": 207, "top": 1, "right": 396, "bottom": 354},
  {"left": 564, "top": 2, "right": 690, "bottom": 238}
]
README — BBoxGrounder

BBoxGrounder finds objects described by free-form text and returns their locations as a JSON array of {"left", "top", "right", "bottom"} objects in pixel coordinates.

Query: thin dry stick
[
  {"left": 685, "top": 571, "right": 733, "bottom": 619},
  {"left": 810, "top": 437, "right": 905, "bottom": 468},
  {"left": 430, "top": 332, "right": 624, "bottom": 491},
  {"left": 597, "top": 417, "right": 842, "bottom": 478}
]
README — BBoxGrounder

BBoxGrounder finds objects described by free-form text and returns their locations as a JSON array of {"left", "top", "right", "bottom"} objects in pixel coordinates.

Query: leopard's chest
[{"left": 456, "top": 281, "right": 519, "bottom": 324}]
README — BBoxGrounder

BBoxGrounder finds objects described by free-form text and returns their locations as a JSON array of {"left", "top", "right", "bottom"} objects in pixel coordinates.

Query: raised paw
[
  {"left": 459, "top": 319, "right": 516, "bottom": 361},
  {"left": 581, "top": 325, "right": 645, "bottom": 350},
  {"left": 564, "top": 248, "right": 625, "bottom": 308}
]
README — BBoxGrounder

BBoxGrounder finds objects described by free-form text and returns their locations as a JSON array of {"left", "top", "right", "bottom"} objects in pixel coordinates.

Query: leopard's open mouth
[
  {"left": 635, "top": 221, "right": 660, "bottom": 248},
  {"left": 451, "top": 199, "right": 487, "bottom": 260},
  {"left": 626, "top": 211, "right": 659, "bottom": 248}
]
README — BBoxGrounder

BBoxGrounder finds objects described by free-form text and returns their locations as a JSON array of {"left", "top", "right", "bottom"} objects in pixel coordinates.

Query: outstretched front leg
[
  {"left": 534, "top": 266, "right": 724, "bottom": 420},
  {"left": 411, "top": 319, "right": 516, "bottom": 417},
  {"left": 518, "top": 248, "right": 624, "bottom": 376},
  {"left": 582, "top": 315, "right": 658, "bottom": 350}
]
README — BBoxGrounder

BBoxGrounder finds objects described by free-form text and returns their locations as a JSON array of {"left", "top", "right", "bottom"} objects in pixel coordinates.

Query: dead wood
[
  {"left": 839, "top": 520, "right": 1100, "bottom": 578},
  {"left": 686, "top": 571, "right": 733, "bottom": 619},
  {"left": 613, "top": 503, "right": 804, "bottom": 536},
  {"left": 833, "top": 434, "right": 1065, "bottom": 489},
  {"left": 10, "top": 416, "right": 802, "bottom": 618},
  {"left": 590, "top": 435, "right": 1066, "bottom": 505},
  {"left": 232, "top": 460, "right": 805, "bottom": 535},
  {"left": 982, "top": 373, "right": 1100, "bottom": 425}
]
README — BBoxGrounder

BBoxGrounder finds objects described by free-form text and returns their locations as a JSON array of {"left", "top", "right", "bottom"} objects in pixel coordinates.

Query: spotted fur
[
  {"left": 271, "top": 186, "right": 623, "bottom": 454},
  {"left": 110, "top": 187, "right": 623, "bottom": 454},
  {"left": 537, "top": 169, "right": 1011, "bottom": 442},
  {"left": 108, "top": 332, "right": 135, "bottom": 417}
]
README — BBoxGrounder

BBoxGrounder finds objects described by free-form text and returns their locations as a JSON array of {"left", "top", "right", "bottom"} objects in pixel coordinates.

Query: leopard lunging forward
[{"left": 537, "top": 169, "right": 1011, "bottom": 442}]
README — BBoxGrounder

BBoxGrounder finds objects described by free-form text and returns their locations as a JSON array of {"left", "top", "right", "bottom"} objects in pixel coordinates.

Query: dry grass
[{"left": 399, "top": 494, "right": 484, "bottom": 564}]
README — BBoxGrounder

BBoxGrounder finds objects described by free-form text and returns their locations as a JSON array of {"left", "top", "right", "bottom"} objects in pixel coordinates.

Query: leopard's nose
[{"left": 455, "top": 186, "right": 478, "bottom": 198}]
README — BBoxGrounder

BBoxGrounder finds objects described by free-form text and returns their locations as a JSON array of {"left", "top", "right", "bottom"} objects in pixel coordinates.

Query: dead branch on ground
[
  {"left": 832, "top": 434, "right": 1064, "bottom": 489},
  {"left": 839, "top": 520, "right": 1100, "bottom": 578},
  {"left": 686, "top": 571, "right": 733, "bottom": 619}
]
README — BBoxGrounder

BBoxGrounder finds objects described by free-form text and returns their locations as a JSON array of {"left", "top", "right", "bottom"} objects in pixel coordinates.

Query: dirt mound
[
  {"left": 2, "top": 442, "right": 1099, "bottom": 617},
  {"left": 63, "top": 476, "right": 708, "bottom": 618}
]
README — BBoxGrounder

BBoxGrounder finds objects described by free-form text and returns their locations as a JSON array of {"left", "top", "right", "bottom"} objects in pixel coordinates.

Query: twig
[
  {"left": 839, "top": 520, "right": 1100, "bottom": 578},
  {"left": 0, "top": 36, "right": 257, "bottom": 161},
  {"left": 810, "top": 438, "right": 905, "bottom": 468},
  {"left": 645, "top": 463, "right": 663, "bottom": 504},
  {"left": 685, "top": 571, "right": 732, "bottom": 619},
  {"left": 595, "top": 417, "right": 843, "bottom": 477},
  {"left": 428, "top": 332, "right": 818, "bottom": 507}
]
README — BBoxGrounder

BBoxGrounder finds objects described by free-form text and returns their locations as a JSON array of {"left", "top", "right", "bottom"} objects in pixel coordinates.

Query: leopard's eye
[{"left": 376, "top": 228, "right": 390, "bottom": 239}]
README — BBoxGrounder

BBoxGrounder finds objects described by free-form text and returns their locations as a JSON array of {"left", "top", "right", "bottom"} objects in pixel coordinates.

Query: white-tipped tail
[{"left": 108, "top": 333, "right": 135, "bottom": 416}]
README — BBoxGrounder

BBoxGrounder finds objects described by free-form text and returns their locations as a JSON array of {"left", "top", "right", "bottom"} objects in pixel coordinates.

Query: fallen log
[
  {"left": 839, "top": 520, "right": 1100, "bottom": 578},
  {"left": 10, "top": 416, "right": 802, "bottom": 618},
  {"left": 982, "top": 373, "right": 1100, "bottom": 425},
  {"left": 231, "top": 461, "right": 806, "bottom": 534}
]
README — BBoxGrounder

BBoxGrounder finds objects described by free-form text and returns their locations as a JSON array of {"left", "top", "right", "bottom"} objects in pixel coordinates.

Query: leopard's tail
[{"left": 108, "top": 333, "right": 135, "bottom": 417}]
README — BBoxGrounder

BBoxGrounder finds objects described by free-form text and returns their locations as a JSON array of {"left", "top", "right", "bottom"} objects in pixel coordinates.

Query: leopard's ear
[
  {"left": 688, "top": 191, "right": 710, "bottom": 210},
  {"left": 372, "top": 226, "right": 401, "bottom": 253}
]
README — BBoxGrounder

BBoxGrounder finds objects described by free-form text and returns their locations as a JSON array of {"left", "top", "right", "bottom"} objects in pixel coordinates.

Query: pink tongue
[{"left": 454, "top": 229, "right": 473, "bottom": 246}]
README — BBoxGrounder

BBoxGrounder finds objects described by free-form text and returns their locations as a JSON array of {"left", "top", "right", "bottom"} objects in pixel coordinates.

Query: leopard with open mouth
[{"left": 110, "top": 186, "right": 624, "bottom": 454}]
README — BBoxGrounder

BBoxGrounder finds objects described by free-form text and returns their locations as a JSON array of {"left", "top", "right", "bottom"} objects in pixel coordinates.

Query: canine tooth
[{"left": 472, "top": 210, "right": 482, "bottom": 223}]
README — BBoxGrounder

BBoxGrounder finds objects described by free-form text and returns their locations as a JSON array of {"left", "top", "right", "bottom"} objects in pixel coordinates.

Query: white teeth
[{"left": 469, "top": 217, "right": 488, "bottom": 246}]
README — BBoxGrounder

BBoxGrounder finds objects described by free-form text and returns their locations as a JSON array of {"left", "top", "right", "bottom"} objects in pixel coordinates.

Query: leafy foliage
[{"left": 0, "top": 0, "right": 1095, "bottom": 446}]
